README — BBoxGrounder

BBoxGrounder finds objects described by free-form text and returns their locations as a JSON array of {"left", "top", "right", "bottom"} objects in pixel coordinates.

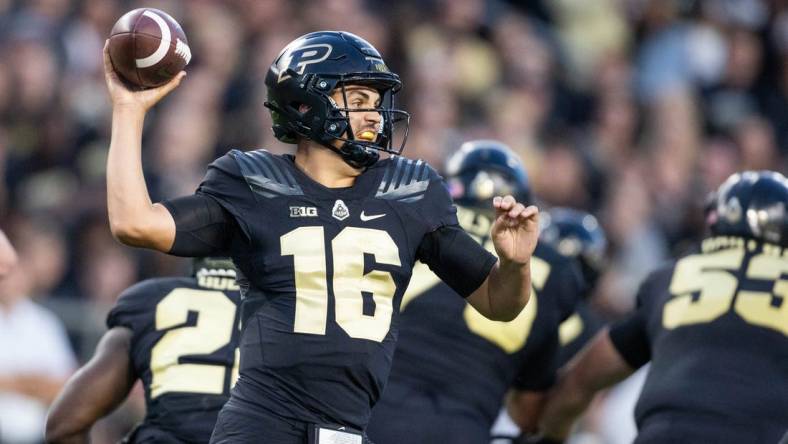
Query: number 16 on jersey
[{"left": 281, "top": 226, "right": 401, "bottom": 342}]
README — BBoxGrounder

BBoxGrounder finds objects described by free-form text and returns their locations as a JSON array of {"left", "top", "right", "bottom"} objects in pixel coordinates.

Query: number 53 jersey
[
  {"left": 196, "top": 150, "right": 497, "bottom": 429},
  {"left": 608, "top": 237, "right": 788, "bottom": 442}
]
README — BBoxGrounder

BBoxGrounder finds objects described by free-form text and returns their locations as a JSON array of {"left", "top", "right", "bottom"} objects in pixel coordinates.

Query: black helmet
[
  {"left": 445, "top": 140, "right": 531, "bottom": 213},
  {"left": 264, "top": 31, "right": 409, "bottom": 168},
  {"left": 710, "top": 170, "right": 788, "bottom": 246},
  {"left": 539, "top": 208, "right": 607, "bottom": 289}
]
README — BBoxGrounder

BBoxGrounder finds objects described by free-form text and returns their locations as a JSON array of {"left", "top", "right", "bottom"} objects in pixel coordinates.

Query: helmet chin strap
[
  {"left": 333, "top": 140, "right": 380, "bottom": 169},
  {"left": 312, "top": 136, "right": 380, "bottom": 170}
]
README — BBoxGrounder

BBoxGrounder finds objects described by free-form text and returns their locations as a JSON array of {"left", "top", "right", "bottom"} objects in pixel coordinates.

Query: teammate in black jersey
[
  {"left": 537, "top": 208, "right": 607, "bottom": 367},
  {"left": 103, "top": 31, "right": 540, "bottom": 443},
  {"left": 498, "top": 208, "right": 608, "bottom": 441},
  {"left": 532, "top": 171, "right": 788, "bottom": 444},
  {"left": 46, "top": 258, "right": 241, "bottom": 443},
  {"left": 365, "top": 141, "right": 585, "bottom": 443}
]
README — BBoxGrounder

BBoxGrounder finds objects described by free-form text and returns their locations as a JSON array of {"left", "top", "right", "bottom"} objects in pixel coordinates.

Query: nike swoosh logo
[{"left": 360, "top": 211, "right": 386, "bottom": 221}]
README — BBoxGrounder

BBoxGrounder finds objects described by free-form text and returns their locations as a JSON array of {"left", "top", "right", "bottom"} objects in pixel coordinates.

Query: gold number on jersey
[
  {"left": 663, "top": 249, "right": 743, "bottom": 328},
  {"left": 281, "top": 227, "right": 329, "bottom": 335},
  {"left": 150, "top": 288, "right": 238, "bottom": 398},
  {"left": 663, "top": 249, "right": 788, "bottom": 336},
  {"left": 333, "top": 228, "right": 400, "bottom": 342},
  {"left": 281, "top": 227, "right": 400, "bottom": 342},
  {"left": 735, "top": 254, "right": 788, "bottom": 336}
]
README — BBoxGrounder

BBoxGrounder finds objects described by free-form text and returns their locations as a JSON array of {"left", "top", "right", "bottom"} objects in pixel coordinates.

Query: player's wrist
[
  {"left": 111, "top": 103, "right": 149, "bottom": 128},
  {"left": 113, "top": 101, "right": 147, "bottom": 113},
  {"left": 499, "top": 256, "right": 531, "bottom": 273}
]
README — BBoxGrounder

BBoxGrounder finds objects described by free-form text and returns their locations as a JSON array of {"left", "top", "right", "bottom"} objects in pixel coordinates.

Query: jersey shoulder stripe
[
  {"left": 231, "top": 149, "right": 303, "bottom": 198},
  {"left": 376, "top": 156, "right": 431, "bottom": 202}
]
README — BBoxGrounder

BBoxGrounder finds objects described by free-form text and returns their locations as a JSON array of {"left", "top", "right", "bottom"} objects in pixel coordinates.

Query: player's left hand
[{"left": 491, "top": 195, "right": 539, "bottom": 266}]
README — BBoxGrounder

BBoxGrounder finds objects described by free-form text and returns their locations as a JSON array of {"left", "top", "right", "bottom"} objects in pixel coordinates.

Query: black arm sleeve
[
  {"left": 160, "top": 195, "right": 237, "bottom": 257},
  {"left": 416, "top": 225, "right": 497, "bottom": 298},
  {"left": 607, "top": 269, "right": 667, "bottom": 369},
  {"left": 608, "top": 312, "right": 651, "bottom": 369}
]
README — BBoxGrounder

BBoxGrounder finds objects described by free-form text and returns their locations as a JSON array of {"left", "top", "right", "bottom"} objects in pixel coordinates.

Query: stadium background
[{"left": 0, "top": 0, "right": 786, "bottom": 442}]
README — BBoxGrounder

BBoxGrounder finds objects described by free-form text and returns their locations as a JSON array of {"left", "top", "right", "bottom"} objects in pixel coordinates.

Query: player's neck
[{"left": 294, "top": 142, "right": 362, "bottom": 188}]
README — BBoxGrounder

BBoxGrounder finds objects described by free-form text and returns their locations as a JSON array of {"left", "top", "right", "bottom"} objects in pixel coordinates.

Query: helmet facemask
[{"left": 323, "top": 77, "right": 410, "bottom": 168}]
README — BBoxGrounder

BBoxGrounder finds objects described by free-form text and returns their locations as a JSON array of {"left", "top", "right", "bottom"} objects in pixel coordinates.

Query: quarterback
[{"left": 103, "top": 31, "right": 539, "bottom": 443}]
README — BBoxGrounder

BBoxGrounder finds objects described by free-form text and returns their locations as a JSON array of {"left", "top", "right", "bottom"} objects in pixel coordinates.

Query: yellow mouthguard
[{"left": 359, "top": 131, "right": 376, "bottom": 141}]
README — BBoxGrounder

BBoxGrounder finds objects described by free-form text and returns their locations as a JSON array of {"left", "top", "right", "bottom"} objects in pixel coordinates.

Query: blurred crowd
[{"left": 0, "top": 0, "right": 786, "bottom": 442}]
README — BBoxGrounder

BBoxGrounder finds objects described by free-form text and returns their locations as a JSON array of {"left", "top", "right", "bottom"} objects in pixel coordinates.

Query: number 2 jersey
[
  {"left": 608, "top": 236, "right": 788, "bottom": 443},
  {"left": 177, "top": 149, "right": 497, "bottom": 430},
  {"left": 106, "top": 275, "right": 242, "bottom": 443}
]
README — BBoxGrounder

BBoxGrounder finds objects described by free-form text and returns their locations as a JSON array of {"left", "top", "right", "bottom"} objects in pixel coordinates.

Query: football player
[
  {"left": 496, "top": 208, "right": 608, "bottom": 442},
  {"left": 537, "top": 208, "right": 607, "bottom": 367},
  {"left": 102, "top": 31, "right": 540, "bottom": 443},
  {"left": 45, "top": 258, "right": 241, "bottom": 443},
  {"left": 365, "top": 141, "right": 585, "bottom": 443},
  {"left": 531, "top": 171, "right": 788, "bottom": 443}
]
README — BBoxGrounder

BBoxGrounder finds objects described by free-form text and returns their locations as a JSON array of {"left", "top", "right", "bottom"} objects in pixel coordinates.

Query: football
[{"left": 108, "top": 8, "right": 191, "bottom": 89}]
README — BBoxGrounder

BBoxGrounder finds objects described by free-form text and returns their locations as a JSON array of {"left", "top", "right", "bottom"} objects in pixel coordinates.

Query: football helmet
[
  {"left": 445, "top": 140, "right": 531, "bottom": 213},
  {"left": 539, "top": 208, "right": 607, "bottom": 289},
  {"left": 264, "top": 31, "right": 409, "bottom": 168},
  {"left": 710, "top": 170, "right": 788, "bottom": 246}
]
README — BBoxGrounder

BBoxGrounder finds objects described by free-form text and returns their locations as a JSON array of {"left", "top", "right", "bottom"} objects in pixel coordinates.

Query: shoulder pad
[
  {"left": 375, "top": 156, "right": 432, "bottom": 203},
  {"left": 107, "top": 278, "right": 177, "bottom": 329},
  {"left": 115, "top": 277, "right": 186, "bottom": 306},
  {"left": 231, "top": 149, "right": 303, "bottom": 198}
]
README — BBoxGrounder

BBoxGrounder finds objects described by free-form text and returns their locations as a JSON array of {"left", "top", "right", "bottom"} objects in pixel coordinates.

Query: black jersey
[
  {"left": 366, "top": 207, "right": 585, "bottom": 443},
  {"left": 106, "top": 275, "right": 242, "bottom": 443},
  {"left": 609, "top": 236, "right": 788, "bottom": 443},
  {"left": 557, "top": 300, "right": 603, "bottom": 367},
  {"left": 193, "top": 150, "right": 497, "bottom": 430}
]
